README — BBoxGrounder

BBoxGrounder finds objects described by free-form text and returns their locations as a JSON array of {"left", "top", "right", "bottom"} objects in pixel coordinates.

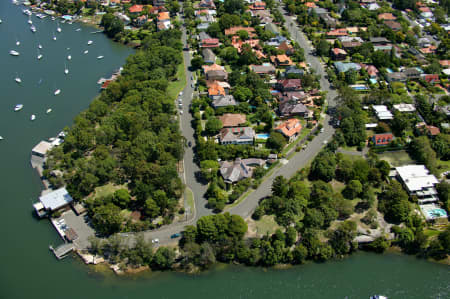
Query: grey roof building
[
  {"left": 265, "top": 23, "right": 280, "bottom": 35},
  {"left": 249, "top": 64, "right": 276, "bottom": 75},
  {"left": 334, "top": 62, "right": 361, "bottom": 73},
  {"left": 212, "top": 95, "right": 238, "bottom": 108},
  {"left": 220, "top": 158, "right": 265, "bottom": 183},
  {"left": 198, "top": 31, "right": 211, "bottom": 41},
  {"left": 219, "top": 127, "right": 255, "bottom": 145},
  {"left": 279, "top": 100, "right": 309, "bottom": 117},
  {"left": 202, "top": 48, "right": 216, "bottom": 64}
]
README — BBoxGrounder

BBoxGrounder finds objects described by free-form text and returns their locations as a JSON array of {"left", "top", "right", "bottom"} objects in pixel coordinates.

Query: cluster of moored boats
[{"left": 4, "top": 5, "right": 106, "bottom": 128}]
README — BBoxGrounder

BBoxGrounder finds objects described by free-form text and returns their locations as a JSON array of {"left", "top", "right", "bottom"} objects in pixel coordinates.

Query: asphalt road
[
  {"left": 127, "top": 8, "right": 339, "bottom": 246},
  {"left": 229, "top": 7, "right": 338, "bottom": 218}
]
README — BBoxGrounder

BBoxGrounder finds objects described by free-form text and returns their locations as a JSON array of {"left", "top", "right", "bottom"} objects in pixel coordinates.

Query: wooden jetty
[{"left": 49, "top": 243, "right": 74, "bottom": 260}]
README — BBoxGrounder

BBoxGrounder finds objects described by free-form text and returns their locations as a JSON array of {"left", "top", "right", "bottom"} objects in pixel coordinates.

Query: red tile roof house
[
  {"left": 129, "top": 4, "right": 144, "bottom": 14},
  {"left": 372, "top": 133, "right": 394, "bottom": 146},
  {"left": 250, "top": 1, "right": 266, "bottom": 10},
  {"left": 426, "top": 125, "right": 440, "bottom": 136},
  {"left": 423, "top": 74, "right": 440, "bottom": 84},
  {"left": 361, "top": 64, "right": 379, "bottom": 78},
  {"left": 270, "top": 54, "right": 293, "bottom": 67},
  {"left": 200, "top": 38, "right": 220, "bottom": 48},
  {"left": 331, "top": 48, "right": 347, "bottom": 60},
  {"left": 275, "top": 118, "right": 303, "bottom": 143},
  {"left": 378, "top": 13, "right": 396, "bottom": 21},
  {"left": 440, "top": 60, "right": 450, "bottom": 67},
  {"left": 277, "top": 79, "right": 302, "bottom": 92},
  {"left": 225, "top": 26, "right": 256, "bottom": 36},
  {"left": 278, "top": 41, "right": 295, "bottom": 55},
  {"left": 384, "top": 20, "right": 402, "bottom": 31},
  {"left": 218, "top": 113, "right": 247, "bottom": 127},
  {"left": 326, "top": 28, "right": 348, "bottom": 37}
]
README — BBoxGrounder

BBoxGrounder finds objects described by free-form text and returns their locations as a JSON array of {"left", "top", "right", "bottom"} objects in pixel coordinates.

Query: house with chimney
[
  {"left": 219, "top": 127, "right": 255, "bottom": 145},
  {"left": 219, "top": 158, "right": 265, "bottom": 184},
  {"left": 275, "top": 119, "right": 303, "bottom": 142}
]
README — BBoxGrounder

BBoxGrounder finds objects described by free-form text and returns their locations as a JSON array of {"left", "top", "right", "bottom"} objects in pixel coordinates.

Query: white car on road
[{"left": 152, "top": 238, "right": 159, "bottom": 244}]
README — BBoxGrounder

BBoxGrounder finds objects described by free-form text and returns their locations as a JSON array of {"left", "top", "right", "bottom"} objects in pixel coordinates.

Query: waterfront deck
[{"left": 50, "top": 243, "right": 74, "bottom": 260}]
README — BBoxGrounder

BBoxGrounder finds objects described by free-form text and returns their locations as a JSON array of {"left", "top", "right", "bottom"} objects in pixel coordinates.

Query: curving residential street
[{"left": 129, "top": 6, "right": 339, "bottom": 246}]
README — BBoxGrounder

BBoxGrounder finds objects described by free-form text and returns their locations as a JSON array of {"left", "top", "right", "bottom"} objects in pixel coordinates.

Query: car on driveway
[
  {"left": 171, "top": 233, "right": 181, "bottom": 239},
  {"left": 188, "top": 141, "right": 192, "bottom": 147},
  {"left": 152, "top": 238, "right": 159, "bottom": 244}
]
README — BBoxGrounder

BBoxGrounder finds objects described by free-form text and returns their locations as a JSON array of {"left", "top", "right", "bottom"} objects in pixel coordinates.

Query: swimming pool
[{"left": 256, "top": 133, "right": 270, "bottom": 140}]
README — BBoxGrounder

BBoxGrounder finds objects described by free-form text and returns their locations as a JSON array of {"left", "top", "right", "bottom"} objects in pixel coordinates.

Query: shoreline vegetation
[{"left": 33, "top": 0, "right": 449, "bottom": 275}]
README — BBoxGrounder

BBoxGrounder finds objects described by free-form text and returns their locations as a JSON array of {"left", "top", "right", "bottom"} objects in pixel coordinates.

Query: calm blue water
[
  {"left": 0, "top": 3, "right": 449, "bottom": 299},
  {"left": 256, "top": 133, "right": 270, "bottom": 139}
]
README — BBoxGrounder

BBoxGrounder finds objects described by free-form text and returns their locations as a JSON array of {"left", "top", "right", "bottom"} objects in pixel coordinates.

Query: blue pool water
[
  {"left": 256, "top": 133, "right": 270, "bottom": 140},
  {"left": 351, "top": 86, "right": 369, "bottom": 91},
  {"left": 386, "top": 68, "right": 393, "bottom": 73}
]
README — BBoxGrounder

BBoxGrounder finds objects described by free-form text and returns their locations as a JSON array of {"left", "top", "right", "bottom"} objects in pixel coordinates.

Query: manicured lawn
[
  {"left": 254, "top": 215, "right": 282, "bottom": 236},
  {"left": 185, "top": 187, "right": 195, "bottom": 213},
  {"left": 90, "top": 183, "right": 127, "bottom": 200},
  {"left": 377, "top": 150, "right": 414, "bottom": 167},
  {"left": 437, "top": 159, "right": 450, "bottom": 172},
  {"left": 167, "top": 60, "right": 186, "bottom": 100},
  {"left": 340, "top": 145, "right": 358, "bottom": 152}
]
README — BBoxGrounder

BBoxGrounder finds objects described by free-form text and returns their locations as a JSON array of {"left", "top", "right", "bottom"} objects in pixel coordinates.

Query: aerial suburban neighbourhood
[{"left": 11, "top": 0, "right": 450, "bottom": 289}]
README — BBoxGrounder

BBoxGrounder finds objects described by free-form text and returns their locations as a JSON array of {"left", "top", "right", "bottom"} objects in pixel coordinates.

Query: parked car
[
  {"left": 320, "top": 128, "right": 324, "bottom": 133},
  {"left": 171, "top": 233, "right": 181, "bottom": 239},
  {"left": 180, "top": 110, "right": 183, "bottom": 115},
  {"left": 151, "top": 238, "right": 159, "bottom": 244},
  {"left": 188, "top": 141, "right": 192, "bottom": 147},
  {"left": 179, "top": 91, "right": 183, "bottom": 96}
]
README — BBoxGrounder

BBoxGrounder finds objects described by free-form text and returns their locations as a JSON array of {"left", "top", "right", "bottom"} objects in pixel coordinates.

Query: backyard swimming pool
[{"left": 256, "top": 133, "right": 270, "bottom": 140}]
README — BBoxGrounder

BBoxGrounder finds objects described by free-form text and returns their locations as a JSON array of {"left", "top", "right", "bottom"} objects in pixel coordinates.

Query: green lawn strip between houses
[
  {"left": 185, "top": 187, "right": 195, "bottom": 214},
  {"left": 168, "top": 59, "right": 187, "bottom": 100}
]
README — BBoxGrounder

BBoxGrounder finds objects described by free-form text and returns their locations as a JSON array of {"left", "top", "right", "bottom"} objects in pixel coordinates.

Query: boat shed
[
  {"left": 31, "top": 141, "right": 53, "bottom": 158},
  {"left": 34, "top": 188, "right": 73, "bottom": 217}
]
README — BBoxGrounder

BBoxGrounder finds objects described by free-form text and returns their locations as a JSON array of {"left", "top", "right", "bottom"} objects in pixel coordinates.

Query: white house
[
  {"left": 395, "top": 165, "right": 439, "bottom": 203},
  {"left": 33, "top": 188, "right": 74, "bottom": 217}
]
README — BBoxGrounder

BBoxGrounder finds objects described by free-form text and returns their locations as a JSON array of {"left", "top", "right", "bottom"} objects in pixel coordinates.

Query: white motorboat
[
  {"left": 87, "top": 40, "right": 93, "bottom": 45},
  {"left": 28, "top": 17, "right": 32, "bottom": 25},
  {"left": 67, "top": 55, "right": 71, "bottom": 60},
  {"left": 38, "top": 44, "right": 42, "bottom": 49},
  {"left": 15, "top": 77, "right": 21, "bottom": 83},
  {"left": 75, "top": 28, "right": 81, "bottom": 32},
  {"left": 0, "top": 18, "right": 3, "bottom": 24},
  {"left": 0, "top": 136, "right": 3, "bottom": 140},
  {"left": 64, "top": 63, "right": 69, "bottom": 75},
  {"left": 23, "top": 9, "right": 32, "bottom": 16},
  {"left": 46, "top": 108, "right": 52, "bottom": 114},
  {"left": 16, "top": 40, "right": 20, "bottom": 46},
  {"left": 14, "top": 104, "right": 23, "bottom": 111},
  {"left": 57, "top": 27, "right": 61, "bottom": 33},
  {"left": 30, "top": 25, "right": 36, "bottom": 33},
  {"left": 97, "top": 55, "right": 104, "bottom": 59},
  {"left": 54, "top": 89, "right": 61, "bottom": 96},
  {"left": 30, "top": 114, "right": 36, "bottom": 121},
  {"left": 83, "top": 50, "right": 88, "bottom": 54},
  {"left": 9, "top": 50, "right": 19, "bottom": 56},
  {"left": 53, "top": 36, "right": 57, "bottom": 41},
  {"left": 37, "top": 53, "right": 43, "bottom": 60}
]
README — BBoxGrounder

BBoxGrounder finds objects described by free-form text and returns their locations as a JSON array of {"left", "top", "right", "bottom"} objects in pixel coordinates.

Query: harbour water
[{"left": 0, "top": 2, "right": 449, "bottom": 299}]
